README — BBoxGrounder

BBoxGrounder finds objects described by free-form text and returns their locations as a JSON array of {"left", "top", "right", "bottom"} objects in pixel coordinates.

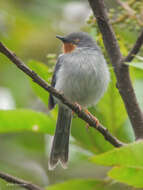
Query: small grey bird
[{"left": 48, "top": 32, "right": 110, "bottom": 170}]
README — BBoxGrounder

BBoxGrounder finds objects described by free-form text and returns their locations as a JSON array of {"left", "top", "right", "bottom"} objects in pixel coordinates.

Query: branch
[
  {"left": 0, "top": 42, "right": 124, "bottom": 147},
  {"left": 89, "top": 0, "right": 122, "bottom": 67},
  {"left": 111, "top": 0, "right": 140, "bottom": 26},
  {"left": 125, "top": 29, "right": 143, "bottom": 62},
  {"left": 116, "top": 0, "right": 143, "bottom": 26},
  {"left": 111, "top": 14, "right": 128, "bottom": 25},
  {"left": 88, "top": 0, "right": 143, "bottom": 139},
  {"left": 0, "top": 171, "right": 43, "bottom": 190},
  {"left": 116, "top": 0, "right": 135, "bottom": 16}
]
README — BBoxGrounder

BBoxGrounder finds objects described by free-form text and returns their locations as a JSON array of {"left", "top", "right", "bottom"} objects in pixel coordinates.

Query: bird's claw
[
  {"left": 85, "top": 109, "right": 99, "bottom": 127},
  {"left": 74, "top": 102, "right": 82, "bottom": 111}
]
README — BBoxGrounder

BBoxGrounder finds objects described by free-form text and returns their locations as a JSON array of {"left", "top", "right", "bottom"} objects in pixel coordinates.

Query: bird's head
[{"left": 56, "top": 32, "right": 96, "bottom": 54}]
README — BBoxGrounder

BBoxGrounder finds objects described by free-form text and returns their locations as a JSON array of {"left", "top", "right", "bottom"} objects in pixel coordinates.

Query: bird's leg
[
  {"left": 72, "top": 102, "right": 82, "bottom": 116},
  {"left": 74, "top": 102, "right": 82, "bottom": 111},
  {"left": 73, "top": 104, "right": 91, "bottom": 130},
  {"left": 72, "top": 103, "right": 99, "bottom": 128},
  {"left": 85, "top": 109, "right": 99, "bottom": 127}
]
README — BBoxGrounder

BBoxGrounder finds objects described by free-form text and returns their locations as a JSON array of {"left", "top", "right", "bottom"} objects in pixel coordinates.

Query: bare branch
[
  {"left": 111, "top": 14, "right": 128, "bottom": 25},
  {"left": 0, "top": 42, "right": 124, "bottom": 147},
  {"left": 116, "top": 0, "right": 143, "bottom": 26},
  {"left": 116, "top": 0, "right": 135, "bottom": 16},
  {"left": 111, "top": 0, "right": 142, "bottom": 26},
  {"left": 125, "top": 29, "right": 143, "bottom": 62},
  {"left": 88, "top": 0, "right": 143, "bottom": 139},
  {"left": 0, "top": 171, "right": 43, "bottom": 190}
]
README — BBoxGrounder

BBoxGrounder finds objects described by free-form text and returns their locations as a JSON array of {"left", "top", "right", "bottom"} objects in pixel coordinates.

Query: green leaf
[
  {"left": 71, "top": 118, "right": 113, "bottom": 154},
  {"left": 125, "top": 62, "right": 143, "bottom": 70},
  {"left": 0, "top": 109, "right": 55, "bottom": 134},
  {"left": 91, "top": 141, "right": 143, "bottom": 168},
  {"left": 108, "top": 166, "right": 143, "bottom": 188},
  {"left": 46, "top": 179, "right": 97, "bottom": 190},
  {"left": 136, "top": 55, "right": 143, "bottom": 61},
  {"left": 28, "top": 60, "right": 52, "bottom": 105},
  {"left": 46, "top": 179, "right": 128, "bottom": 190},
  {"left": 91, "top": 141, "right": 143, "bottom": 188}
]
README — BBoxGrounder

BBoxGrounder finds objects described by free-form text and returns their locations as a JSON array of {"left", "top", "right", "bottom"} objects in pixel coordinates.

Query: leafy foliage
[
  {"left": 91, "top": 141, "right": 143, "bottom": 188},
  {"left": 0, "top": 109, "right": 55, "bottom": 134},
  {"left": 46, "top": 179, "right": 129, "bottom": 190},
  {"left": 28, "top": 60, "right": 51, "bottom": 105},
  {"left": 109, "top": 166, "right": 143, "bottom": 188},
  {"left": 126, "top": 62, "right": 143, "bottom": 70}
]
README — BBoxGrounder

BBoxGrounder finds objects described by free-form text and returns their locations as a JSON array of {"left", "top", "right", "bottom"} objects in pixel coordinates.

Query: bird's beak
[{"left": 56, "top": 35, "right": 70, "bottom": 43}]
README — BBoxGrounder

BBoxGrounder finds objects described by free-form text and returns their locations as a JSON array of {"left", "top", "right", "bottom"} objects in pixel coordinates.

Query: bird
[{"left": 48, "top": 31, "right": 110, "bottom": 170}]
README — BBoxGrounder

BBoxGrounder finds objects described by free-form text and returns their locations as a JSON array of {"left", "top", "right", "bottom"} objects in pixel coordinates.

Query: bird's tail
[{"left": 49, "top": 105, "right": 72, "bottom": 170}]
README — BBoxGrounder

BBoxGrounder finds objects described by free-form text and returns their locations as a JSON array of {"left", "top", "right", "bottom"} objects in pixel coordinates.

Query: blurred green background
[{"left": 0, "top": 0, "right": 143, "bottom": 189}]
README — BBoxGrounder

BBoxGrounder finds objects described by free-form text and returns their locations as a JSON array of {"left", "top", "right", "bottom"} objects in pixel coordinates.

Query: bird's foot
[
  {"left": 74, "top": 102, "right": 82, "bottom": 111},
  {"left": 72, "top": 102, "right": 82, "bottom": 115},
  {"left": 85, "top": 109, "right": 99, "bottom": 127}
]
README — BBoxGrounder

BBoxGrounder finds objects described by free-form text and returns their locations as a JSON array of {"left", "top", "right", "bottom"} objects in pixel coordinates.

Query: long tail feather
[{"left": 49, "top": 106, "right": 72, "bottom": 170}]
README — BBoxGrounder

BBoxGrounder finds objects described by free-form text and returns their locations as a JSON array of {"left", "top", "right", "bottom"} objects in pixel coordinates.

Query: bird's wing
[{"left": 48, "top": 55, "right": 62, "bottom": 110}]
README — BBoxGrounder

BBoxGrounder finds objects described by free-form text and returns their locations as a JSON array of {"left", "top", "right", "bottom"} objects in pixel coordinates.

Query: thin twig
[
  {"left": 0, "top": 42, "right": 124, "bottom": 147},
  {"left": 116, "top": 0, "right": 135, "bottom": 16},
  {"left": 111, "top": 14, "right": 128, "bottom": 25},
  {"left": 116, "top": 0, "right": 143, "bottom": 26},
  {"left": 111, "top": 0, "right": 141, "bottom": 26},
  {"left": 88, "top": 0, "right": 143, "bottom": 139},
  {"left": 0, "top": 171, "right": 43, "bottom": 190},
  {"left": 125, "top": 29, "right": 143, "bottom": 62}
]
